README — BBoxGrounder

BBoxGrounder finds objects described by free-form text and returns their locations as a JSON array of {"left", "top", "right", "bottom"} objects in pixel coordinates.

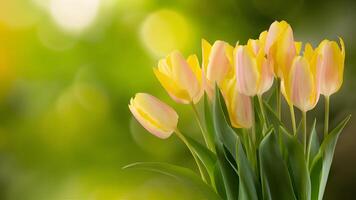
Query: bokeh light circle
[
  {"left": 140, "top": 9, "right": 192, "bottom": 57},
  {"left": 49, "top": 0, "right": 101, "bottom": 34}
]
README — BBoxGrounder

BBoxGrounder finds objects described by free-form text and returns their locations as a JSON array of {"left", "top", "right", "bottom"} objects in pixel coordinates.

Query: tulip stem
[
  {"left": 258, "top": 95, "right": 267, "bottom": 133},
  {"left": 276, "top": 79, "right": 282, "bottom": 120},
  {"left": 175, "top": 129, "right": 207, "bottom": 183},
  {"left": 324, "top": 95, "right": 330, "bottom": 139},
  {"left": 191, "top": 103, "right": 215, "bottom": 152},
  {"left": 302, "top": 111, "right": 307, "bottom": 155},
  {"left": 289, "top": 105, "right": 297, "bottom": 135}
]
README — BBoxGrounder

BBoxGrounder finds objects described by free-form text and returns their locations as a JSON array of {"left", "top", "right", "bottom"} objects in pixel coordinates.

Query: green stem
[
  {"left": 324, "top": 95, "right": 330, "bottom": 139},
  {"left": 258, "top": 95, "right": 267, "bottom": 133},
  {"left": 175, "top": 129, "right": 207, "bottom": 182},
  {"left": 250, "top": 96, "right": 258, "bottom": 172},
  {"left": 276, "top": 78, "right": 282, "bottom": 120},
  {"left": 302, "top": 111, "right": 307, "bottom": 155},
  {"left": 289, "top": 104, "right": 297, "bottom": 135},
  {"left": 191, "top": 103, "right": 215, "bottom": 152}
]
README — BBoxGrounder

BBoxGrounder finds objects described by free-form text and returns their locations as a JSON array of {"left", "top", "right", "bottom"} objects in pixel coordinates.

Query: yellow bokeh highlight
[{"left": 140, "top": 9, "right": 193, "bottom": 57}]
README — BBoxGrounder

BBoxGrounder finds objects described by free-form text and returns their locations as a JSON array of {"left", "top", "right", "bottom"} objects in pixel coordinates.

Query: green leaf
[
  {"left": 308, "top": 119, "right": 320, "bottom": 169},
  {"left": 185, "top": 134, "right": 217, "bottom": 183},
  {"left": 259, "top": 131, "right": 296, "bottom": 200},
  {"left": 236, "top": 137, "right": 259, "bottom": 200},
  {"left": 216, "top": 141, "right": 239, "bottom": 200},
  {"left": 213, "top": 162, "right": 227, "bottom": 200},
  {"left": 280, "top": 126, "right": 311, "bottom": 200},
  {"left": 123, "top": 162, "right": 222, "bottom": 200},
  {"left": 310, "top": 115, "right": 351, "bottom": 200},
  {"left": 267, "top": 82, "right": 277, "bottom": 111},
  {"left": 213, "top": 87, "right": 237, "bottom": 160},
  {"left": 263, "top": 101, "right": 284, "bottom": 134}
]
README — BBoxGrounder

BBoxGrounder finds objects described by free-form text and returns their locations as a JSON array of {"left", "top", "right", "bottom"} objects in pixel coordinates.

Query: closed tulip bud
[
  {"left": 154, "top": 51, "right": 203, "bottom": 104},
  {"left": 234, "top": 35, "right": 274, "bottom": 96},
  {"left": 202, "top": 39, "right": 234, "bottom": 86},
  {"left": 265, "top": 20, "right": 298, "bottom": 78},
  {"left": 283, "top": 44, "right": 320, "bottom": 112},
  {"left": 129, "top": 93, "right": 179, "bottom": 139},
  {"left": 316, "top": 38, "right": 345, "bottom": 96},
  {"left": 221, "top": 77, "right": 253, "bottom": 128}
]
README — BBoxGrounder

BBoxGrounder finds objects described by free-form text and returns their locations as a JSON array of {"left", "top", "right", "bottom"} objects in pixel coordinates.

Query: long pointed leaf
[
  {"left": 123, "top": 162, "right": 222, "bottom": 200},
  {"left": 185, "top": 134, "right": 216, "bottom": 180},
  {"left": 259, "top": 131, "right": 296, "bottom": 200},
  {"left": 280, "top": 127, "right": 311, "bottom": 200},
  {"left": 310, "top": 115, "right": 351, "bottom": 200},
  {"left": 236, "top": 137, "right": 259, "bottom": 200},
  {"left": 308, "top": 119, "right": 320, "bottom": 169}
]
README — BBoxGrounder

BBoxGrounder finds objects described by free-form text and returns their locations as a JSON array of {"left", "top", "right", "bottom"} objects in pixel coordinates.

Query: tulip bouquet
[{"left": 125, "top": 21, "right": 350, "bottom": 200}]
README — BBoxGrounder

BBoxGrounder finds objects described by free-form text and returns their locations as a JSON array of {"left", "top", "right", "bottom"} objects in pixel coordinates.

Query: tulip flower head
[
  {"left": 221, "top": 77, "right": 253, "bottom": 128},
  {"left": 154, "top": 51, "right": 203, "bottom": 104},
  {"left": 283, "top": 44, "right": 320, "bottom": 112},
  {"left": 129, "top": 93, "right": 179, "bottom": 139},
  {"left": 234, "top": 32, "right": 274, "bottom": 96},
  {"left": 202, "top": 39, "right": 234, "bottom": 88},
  {"left": 316, "top": 38, "right": 345, "bottom": 97},
  {"left": 265, "top": 20, "right": 300, "bottom": 79}
]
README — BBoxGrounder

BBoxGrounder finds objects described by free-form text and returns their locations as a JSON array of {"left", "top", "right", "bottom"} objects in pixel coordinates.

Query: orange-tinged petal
[
  {"left": 257, "top": 58, "right": 274, "bottom": 95},
  {"left": 317, "top": 39, "right": 345, "bottom": 96},
  {"left": 154, "top": 50, "right": 203, "bottom": 104},
  {"left": 288, "top": 56, "right": 318, "bottom": 112},
  {"left": 129, "top": 93, "right": 178, "bottom": 139},
  {"left": 222, "top": 77, "right": 252, "bottom": 128},
  {"left": 153, "top": 68, "right": 191, "bottom": 104},
  {"left": 206, "top": 40, "right": 231, "bottom": 84},
  {"left": 235, "top": 45, "right": 260, "bottom": 96}
]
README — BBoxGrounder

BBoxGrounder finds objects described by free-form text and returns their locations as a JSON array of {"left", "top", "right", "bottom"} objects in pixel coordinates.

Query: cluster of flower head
[{"left": 129, "top": 20, "right": 345, "bottom": 139}]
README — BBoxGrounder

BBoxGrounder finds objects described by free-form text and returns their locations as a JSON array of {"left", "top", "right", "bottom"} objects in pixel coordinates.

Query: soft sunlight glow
[
  {"left": 49, "top": 0, "right": 101, "bottom": 33},
  {"left": 140, "top": 9, "right": 192, "bottom": 57}
]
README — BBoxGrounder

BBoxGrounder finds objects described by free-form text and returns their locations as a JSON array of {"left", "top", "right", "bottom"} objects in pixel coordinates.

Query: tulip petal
[
  {"left": 289, "top": 57, "right": 315, "bottom": 112},
  {"left": 170, "top": 51, "right": 200, "bottom": 101},
  {"left": 235, "top": 46, "right": 260, "bottom": 96},
  {"left": 202, "top": 39, "right": 212, "bottom": 72},
  {"left": 206, "top": 41, "right": 231, "bottom": 84},
  {"left": 153, "top": 68, "right": 191, "bottom": 104},
  {"left": 129, "top": 93, "right": 178, "bottom": 139}
]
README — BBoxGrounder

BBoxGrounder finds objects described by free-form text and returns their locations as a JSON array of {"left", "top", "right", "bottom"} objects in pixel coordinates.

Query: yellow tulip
[
  {"left": 264, "top": 20, "right": 299, "bottom": 78},
  {"left": 234, "top": 32, "right": 274, "bottom": 96},
  {"left": 153, "top": 51, "right": 203, "bottom": 104},
  {"left": 129, "top": 93, "right": 178, "bottom": 139},
  {"left": 221, "top": 77, "right": 253, "bottom": 128},
  {"left": 283, "top": 44, "right": 320, "bottom": 112},
  {"left": 202, "top": 39, "right": 234, "bottom": 85},
  {"left": 316, "top": 38, "right": 345, "bottom": 96}
]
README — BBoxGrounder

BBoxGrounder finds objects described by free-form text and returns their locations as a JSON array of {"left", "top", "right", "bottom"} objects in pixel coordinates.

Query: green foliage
[
  {"left": 123, "top": 162, "right": 222, "bottom": 200},
  {"left": 310, "top": 115, "right": 351, "bottom": 200},
  {"left": 125, "top": 88, "right": 350, "bottom": 200}
]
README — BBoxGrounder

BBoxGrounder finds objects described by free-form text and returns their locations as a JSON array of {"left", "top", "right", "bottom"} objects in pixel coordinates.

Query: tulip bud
[
  {"left": 234, "top": 36, "right": 274, "bottom": 96},
  {"left": 283, "top": 45, "right": 320, "bottom": 112},
  {"left": 316, "top": 38, "right": 345, "bottom": 96},
  {"left": 265, "top": 20, "right": 298, "bottom": 78},
  {"left": 154, "top": 51, "right": 203, "bottom": 104},
  {"left": 221, "top": 77, "right": 253, "bottom": 128},
  {"left": 129, "top": 93, "right": 179, "bottom": 139},
  {"left": 202, "top": 39, "right": 234, "bottom": 86}
]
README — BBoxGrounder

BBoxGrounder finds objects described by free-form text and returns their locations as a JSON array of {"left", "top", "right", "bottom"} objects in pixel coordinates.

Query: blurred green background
[{"left": 0, "top": 0, "right": 355, "bottom": 199}]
